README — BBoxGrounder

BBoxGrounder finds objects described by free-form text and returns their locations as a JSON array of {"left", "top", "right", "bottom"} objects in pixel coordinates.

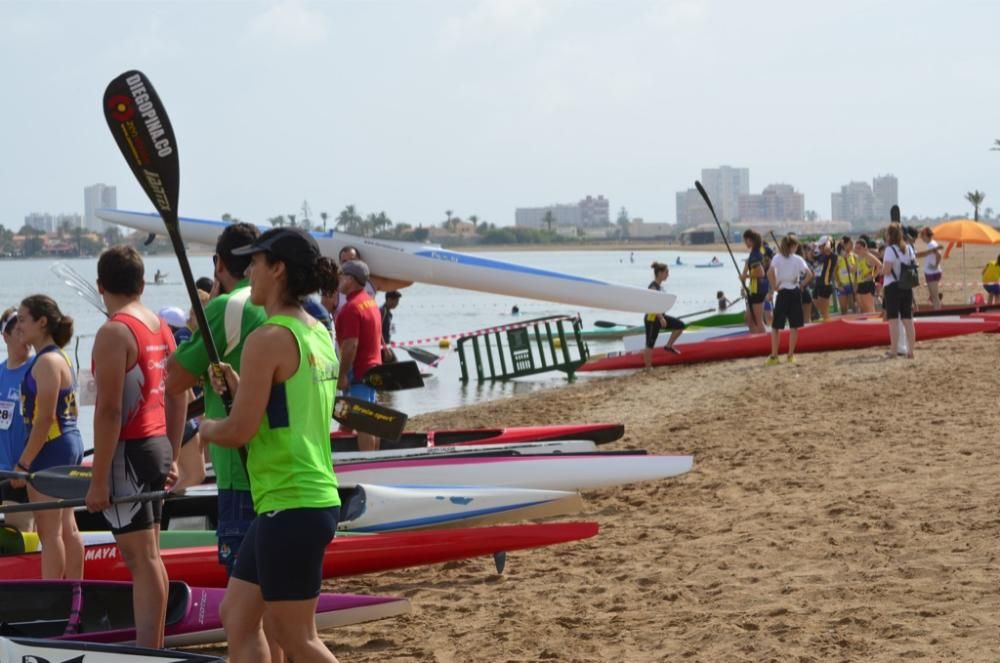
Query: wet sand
[{"left": 198, "top": 245, "right": 1000, "bottom": 662}]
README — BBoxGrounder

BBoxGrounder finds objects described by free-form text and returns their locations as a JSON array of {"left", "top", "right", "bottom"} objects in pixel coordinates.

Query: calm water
[{"left": 0, "top": 248, "right": 747, "bottom": 446}]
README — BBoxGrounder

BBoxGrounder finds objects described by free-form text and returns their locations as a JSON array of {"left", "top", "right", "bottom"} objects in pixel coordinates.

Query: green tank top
[{"left": 247, "top": 315, "right": 341, "bottom": 513}]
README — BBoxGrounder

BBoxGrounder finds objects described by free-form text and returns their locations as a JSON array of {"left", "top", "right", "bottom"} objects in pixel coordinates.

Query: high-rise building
[
  {"left": 738, "top": 184, "right": 804, "bottom": 222},
  {"left": 515, "top": 194, "right": 608, "bottom": 230},
  {"left": 675, "top": 188, "right": 714, "bottom": 228},
  {"left": 24, "top": 213, "right": 54, "bottom": 233},
  {"left": 872, "top": 174, "right": 898, "bottom": 221},
  {"left": 84, "top": 183, "right": 117, "bottom": 232},
  {"left": 831, "top": 181, "right": 875, "bottom": 227},
  {"left": 700, "top": 166, "right": 750, "bottom": 223}
]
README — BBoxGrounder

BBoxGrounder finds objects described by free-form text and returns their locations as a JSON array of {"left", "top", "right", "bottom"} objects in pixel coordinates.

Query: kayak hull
[
  {"left": 0, "top": 637, "right": 222, "bottom": 662},
  {"left": 581, "top": 316, "right": 1000, "bottom": 371},
  {"left": 331, "top": 422, "right": 625, "bottom": 452},
  {"left": 0, "top": 522, "right": 600, "bottom": 587},
  {"left": 97, "top": 209, "right": 676, "bottom": 313}
]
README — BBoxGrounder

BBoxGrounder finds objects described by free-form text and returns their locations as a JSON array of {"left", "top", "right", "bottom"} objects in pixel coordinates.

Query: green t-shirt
[
  {"left": 173, "top": 280, "right": 267, "bottom": 491},
  {"left": 248, "top": 315, "right": 340, "bottom": 513}
]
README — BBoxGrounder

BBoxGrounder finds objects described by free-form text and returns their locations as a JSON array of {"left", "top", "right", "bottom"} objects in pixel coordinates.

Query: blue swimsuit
[{"left": 20, "top": 346, "right": 83, "bottom": 471}]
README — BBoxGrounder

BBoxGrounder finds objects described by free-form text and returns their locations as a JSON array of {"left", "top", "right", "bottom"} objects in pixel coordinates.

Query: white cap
[{"left": 158, "top": 306, "right": 188, "bottom": 329}]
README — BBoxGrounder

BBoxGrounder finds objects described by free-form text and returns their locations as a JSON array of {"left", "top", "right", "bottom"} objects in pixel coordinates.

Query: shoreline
[{"left": 453, "top": 241, "right": 734, "bottom": 253}]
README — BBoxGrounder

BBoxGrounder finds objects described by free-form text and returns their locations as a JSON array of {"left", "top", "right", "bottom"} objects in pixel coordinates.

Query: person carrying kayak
[
  {"left": 198, "top": 227, "right": 341, "bottom": 663},
  {"left": 643, "top": 262, "right": 684, "bottom": 371},
  {"left": 765, "top": 234, "right": 813, "bottom": 365},
  {"left": 85, "top": 246, "right": 186, "bottom": 648},
  {"left": 740, "top": 230, "right": 768, "bottom": 333}
]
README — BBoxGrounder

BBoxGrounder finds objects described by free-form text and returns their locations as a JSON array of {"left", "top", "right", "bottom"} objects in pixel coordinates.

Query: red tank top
[{"left": 95, "top": 312, "right": 175, "bottom": 441}]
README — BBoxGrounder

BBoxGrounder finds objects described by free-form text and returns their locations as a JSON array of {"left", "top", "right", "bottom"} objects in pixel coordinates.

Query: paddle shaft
[
  {"left": 0, "top": 490, "right": 169, "bottom": 515},
  {"left": 694, "top": 181, "right": 758, "bottom": 329}
]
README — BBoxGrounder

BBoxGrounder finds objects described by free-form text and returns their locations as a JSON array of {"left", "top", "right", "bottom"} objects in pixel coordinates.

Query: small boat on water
[
  {"left": 695, "top": 262, "right": 724, "bottom": 269},
  {"left": 0, "top": 580, "right": 408, "bottom": 647}
]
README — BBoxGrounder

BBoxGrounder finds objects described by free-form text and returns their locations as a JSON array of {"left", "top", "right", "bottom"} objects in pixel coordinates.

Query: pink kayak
[
  {"left": 0, "top": 580, "right": 409, "bottom": 647},
  {"left": 580, "top": 316, "right": 1000, "bottom": 371}
]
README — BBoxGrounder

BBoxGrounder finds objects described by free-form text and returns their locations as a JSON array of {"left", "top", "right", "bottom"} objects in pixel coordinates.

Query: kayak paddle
[
  {"left": 334, "top": 397, "right": 408, "bottom": 441},
  {"left": 361, "top": 361, "right": 424, "bottom": 391},
  {"left": 0, "top": 465, "right": 93, "bottom": 499},
  {"left": 403, "top": 346, "right": 442, "bottom": 366},
  {"left": 0, "top": 491, "right": 169, "bottom": 515}
]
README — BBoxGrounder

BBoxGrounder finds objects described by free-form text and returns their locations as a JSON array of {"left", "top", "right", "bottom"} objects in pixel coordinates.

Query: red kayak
[
  {"left": 0, "top": 522, "right": 598, "bottom": 587},
  {"left": 331, "top": 423, "right": 624, "bottom": 452},
  {"left": 580, "top": 316, "right": 1000, "bottom": 371}
]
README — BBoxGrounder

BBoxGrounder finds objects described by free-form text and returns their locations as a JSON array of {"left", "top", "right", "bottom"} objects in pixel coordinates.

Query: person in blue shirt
[{"left": 0, "top": 308, "right": 33, "bottom": 532}]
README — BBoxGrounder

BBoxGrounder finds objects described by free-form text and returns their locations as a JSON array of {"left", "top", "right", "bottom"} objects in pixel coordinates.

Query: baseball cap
[
  {"left": 231, "top": 227, "right": 320, "bottom": 262},
  {"left": 341, "top": 260, "right": 370, "bottom": 285},
  {"left": 158, "top": 306, "right": 188, "bottom": 329}
]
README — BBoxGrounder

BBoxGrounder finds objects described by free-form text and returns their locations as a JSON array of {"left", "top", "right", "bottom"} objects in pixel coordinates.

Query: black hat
[
  {"left": 385, "top": 290, "right": 402, "bottom": 299},
  {"left": 231, "top": 227, "right": 320, "bottom": 262}
]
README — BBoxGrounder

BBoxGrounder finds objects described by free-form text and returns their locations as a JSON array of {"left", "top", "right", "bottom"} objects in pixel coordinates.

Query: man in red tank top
[{"left": 84, "top": 246, "right": 187, "bottom": 648}]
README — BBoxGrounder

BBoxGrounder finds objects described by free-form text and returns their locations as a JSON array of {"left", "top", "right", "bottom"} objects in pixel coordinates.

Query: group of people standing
[{"left": 0, "top": 223, "right": 403, "bottom": 661}]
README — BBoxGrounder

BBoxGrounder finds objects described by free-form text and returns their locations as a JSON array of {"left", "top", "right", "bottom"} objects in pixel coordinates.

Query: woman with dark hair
[
  {"left": 9, "top": 295, "right": 84, "bottom": 579},
  {"left": 0, "top": 308, "right": 34, "bottom": 533},
  {"left": 643, "top": 262, "right": 684, "bottom": 370},
  {"left": 765, "top": 234, "right": 813, "bottom": 364},
  {"left": 813, "top": 238, "right": 837, "bottom": 320},
  {"left": 882, "top": 222, "right": 918, "bottom": 358},
  {"left": 854, "top": 239, "right": 883, "bottom": 313},
  {"left": 199, "top": 228, "right": 341, "bottom": 663},
  {"left": 917, "top": 227, "right": 943, "bottom": 309},
  {"left": 741, "top": 230, "right": 768, "bottom": 333}
]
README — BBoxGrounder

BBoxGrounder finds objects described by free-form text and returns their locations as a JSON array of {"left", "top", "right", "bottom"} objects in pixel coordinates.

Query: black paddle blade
[
  {"left": 593, "top": 320, "right": 624, "bottom": 329},
  {"left": 103, "top": 71, "right": 179, "bottom": 226},
  {"left": 694, "top": 180, "right": 719, "bottom": 219},
  {"left": 891, "top": 205, "right": 901, "bottom": 223},
  {"left": 27, "top": 466, "right": 94, "bottom": 499},
  {"left": 403, "top": 347, "right": 440, "bottom": 366},
  {"left": 362, "top": 361, "right": 424, "bottom": 391},
  {"left": 333, "top": 396, "right": 408, "bottom": 441}
]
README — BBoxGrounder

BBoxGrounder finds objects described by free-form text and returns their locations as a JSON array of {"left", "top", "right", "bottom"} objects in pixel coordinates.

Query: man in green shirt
[{"left": 165, "top": 222, "right": 266, "bottom": 574}]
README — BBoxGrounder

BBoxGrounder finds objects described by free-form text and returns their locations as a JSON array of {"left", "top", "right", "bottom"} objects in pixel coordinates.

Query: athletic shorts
[
  {"left": 814, "top": 284, "right": 833, "bottom": 299},
  {"left": 747, "top": 290, "right": 768, "bottom": 305},
  {"left": 643, "top": 315, "right": 685, "bottom": 349},
  {"left": 217, "top": 488, "right": 256, "bottom": 575},
  {"left": 837, "top": 284, "right": 854, "bottom": 296},
  {"left": 181, "top": 419, "right": 199, "bottom": 446},
  {"left": 883, "top": 282, "right": 914, "bottom": 320},
  {"left": 28, "top": 431, "right": 83, "bottom": 473},
  {"left": 984, "top": 284, "right": 1000, "bottom": 295},
  {"left": 924, "top": 272, "right": 942, "bottom": 283},
  {"left": 0, "top": 483, "right": 28, "bottom": 504},
  {"left": 857, "top": 281, "right": 876, "bottom": 296},
  {"left": 232, "top": 506, "right": 340, "bottom": 601},
  {"left": 102, "top": 436, "right": 172, "bottom": 536},
  {"left": 800, "top": 287, "right": 813, "bottom": 304},
  {"left": 772, "top": 289, "right": 804, "bottom": 330}
]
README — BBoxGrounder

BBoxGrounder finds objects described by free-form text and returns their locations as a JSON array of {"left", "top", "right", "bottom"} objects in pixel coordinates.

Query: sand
[{"left": 199, "top": 244, "right": 1000, "bottom": 662}]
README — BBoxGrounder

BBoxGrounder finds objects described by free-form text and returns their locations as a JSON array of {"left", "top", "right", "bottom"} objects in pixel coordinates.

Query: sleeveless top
[
  {"left": 21, "top": 346, "right": 79, "bottom": 442},
  {"left": 96, "top": 312, "right": 175, "bottom": 441},
  {"left": 0, "top": 358, "right": 31, "bottom": 470},
  {"left": 248, "top": 315, "right": 340, "bottom": 514}
]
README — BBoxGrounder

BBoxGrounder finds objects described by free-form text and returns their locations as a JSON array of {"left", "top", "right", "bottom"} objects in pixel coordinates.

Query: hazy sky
[{"left": 2, "top": 0, "right": 999, "bottom": 230}]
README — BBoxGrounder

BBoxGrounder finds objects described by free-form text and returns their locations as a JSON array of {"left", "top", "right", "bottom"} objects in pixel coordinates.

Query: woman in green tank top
[{"left": 199, "top": 227, "right": 341, "bottom": 663}]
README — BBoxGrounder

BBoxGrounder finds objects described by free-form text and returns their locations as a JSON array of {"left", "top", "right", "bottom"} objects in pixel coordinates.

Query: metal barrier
[{"left": 457, "top": 315, "right": 589, "bottom": 382}]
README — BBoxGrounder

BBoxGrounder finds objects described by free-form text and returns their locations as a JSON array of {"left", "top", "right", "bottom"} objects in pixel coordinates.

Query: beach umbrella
[{"left": 931, "top": 219, "right": 1000, "bottom": 300}]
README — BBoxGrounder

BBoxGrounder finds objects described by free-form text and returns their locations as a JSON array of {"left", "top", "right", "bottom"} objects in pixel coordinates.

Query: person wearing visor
[{"left": 0, "top": 308, "right": 33, "bottom": 533}]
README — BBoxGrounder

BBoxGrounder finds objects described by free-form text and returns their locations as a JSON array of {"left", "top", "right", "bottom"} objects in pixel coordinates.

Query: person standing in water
[
  {"left": 643, "top": 262, "right": 684, "bottom": 370},
  {"left": 765, "top": 235, "right": 813, "bottom": 365},
  {"left": 10, "top": 295, "right": 84, "bottom": 579}
]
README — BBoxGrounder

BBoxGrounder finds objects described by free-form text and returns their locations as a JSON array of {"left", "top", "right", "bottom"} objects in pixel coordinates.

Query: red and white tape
[{"left": 389, "top": 315, "right": 579, "bottom": 348}]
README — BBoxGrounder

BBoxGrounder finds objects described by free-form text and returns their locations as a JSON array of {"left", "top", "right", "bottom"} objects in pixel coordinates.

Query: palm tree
[
  {"left": 320, "top": 211, "right": 329, "bottom": 232},
  {"left": 268, "top": 215, "right": 286, "bottom": 227},
  {"left": 542, "top": 210, "right": 555, "bottom": 233},
  {"left": 991, "top": 139, "right": 1000, "bottom": 151},
  {"left": 445, "top": 210, "right": 453, "bottom": 225},
  {"left": 288, "top": 213, "right": 297, "bottom": 228},
  {"left": 965, "top": 190, "right": 986, "bottom": 221},
  {"left": 336, "top": 205, "right": 363, "bottom": 235}
]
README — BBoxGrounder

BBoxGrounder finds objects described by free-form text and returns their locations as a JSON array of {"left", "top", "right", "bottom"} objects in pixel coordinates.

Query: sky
[{"left": 2, "top": 0, "right": 999, "bottom": 230}]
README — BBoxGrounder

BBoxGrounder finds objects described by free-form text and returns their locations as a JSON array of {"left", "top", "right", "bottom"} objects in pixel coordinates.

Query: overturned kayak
[
  {"left": 581, "top": 316, "right": 1000, "bottom": 371},
  {"left": 331, "top": 422, "right": 624, "bottom": 452},
  {"left": 0, "top": 637, "right": 222, "bottom": 662},
  {"left": 0, "top": 522, "right": 599, "bottom": 587},
  {"left": 0, "top": 580, "right": 408, "bottom": 647},
  {"left": 97, "top": 209, "right": 676, "bottom": 313}
]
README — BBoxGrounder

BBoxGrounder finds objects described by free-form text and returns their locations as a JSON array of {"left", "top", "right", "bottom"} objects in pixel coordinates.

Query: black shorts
[
  {"left": 883, "top": 282, "right": 913, "bottom": 320},
  {"left": 814, "top": 284, "right": 833, "bottom": 299},
  {"left": 103, "top": 436, "right": 172, "bottom": 536},
  {"left": 181, "top": 419, "right": 199, "bottom": 446},
  {"left": 643, "top": 316, "right": 685, "bottom": 349},
  {"left": 772, "top": 289, "right": 805, "bottom": 330},
  {"left": 747, "top": 290, "right": 768, "bottom": 305},
  {"left": 0, "top": 483, "right": 28, "bottom": 504},
  {"left": 232, "top": 506, "right": 340, "bottom": 601},
  {"left": 800, "top": 287, "right": 813, "bottom": 304},
  {"left": 857, "top": 281, "right": 876, "bottom": 296}
]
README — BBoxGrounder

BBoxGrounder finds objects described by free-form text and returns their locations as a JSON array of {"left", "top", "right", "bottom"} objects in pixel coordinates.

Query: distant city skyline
[{"left": 2, "top": 2, "right": 998, "bottom": 230}]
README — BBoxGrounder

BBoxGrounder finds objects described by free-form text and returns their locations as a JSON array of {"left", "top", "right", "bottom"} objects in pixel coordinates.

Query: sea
[{"left": 0, "top": 248, "right": 747, "bottom": 447}]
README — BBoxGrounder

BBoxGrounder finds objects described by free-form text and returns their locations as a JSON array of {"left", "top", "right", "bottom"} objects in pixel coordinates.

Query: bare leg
[
  {"left": 173, "top": 434, "right": 207, "bottom": 493},
  {"left": 222, "top": 577, "right": 269, "bottom": 663},
  {"left": 29, "top": 486, "right": 66, "bottom": 579},
  {"left": 60, "top": 507, "right": 84, "bottom": 580},
  {"left": 888, "top": 317, "right": 899, "bottom": 356},
  {"left": 816, "top": 297, "right": 830, "bottom": 321},
  {"left": 803, "top": 302, "right": 813, "bottom": 323},
  {"left": 666, "top": 329, "right": 682, "bottom": 348},
  {"left": 115, "top": 528, "right": 168, "bottom": 648},
  {"left": 769, "top": 329, "right": 779, "bottom": 359},
  {"left": 926, "top": 281, "right": 941, "bottom": 309},
  {"left": 356, "top": 432, "right": 379, "bottom": 452},
  {"left": 788, "top": 328, "right": 799, "bottom": 358},
  {"left": 266, "top": 597, "right": 339, "bottom": 663},
  {"left": 263, "top": 613, "right": 286, "bottom": 663},
  {"left": 903, "top": 318, "right": 916, "bottom": 358},
  {"left": 643, "top": 347, "right": 653, "bottom": 371}
]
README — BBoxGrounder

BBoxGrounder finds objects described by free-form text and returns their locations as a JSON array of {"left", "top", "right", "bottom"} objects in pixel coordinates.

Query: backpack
[{"left": 891, "top": 245, "right": 920, "bottom": 290}]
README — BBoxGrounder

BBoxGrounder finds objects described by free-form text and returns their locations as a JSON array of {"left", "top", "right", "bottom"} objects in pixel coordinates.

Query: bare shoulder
[{"left": 245, "top": 323, "right": 296, "bottom": 353}]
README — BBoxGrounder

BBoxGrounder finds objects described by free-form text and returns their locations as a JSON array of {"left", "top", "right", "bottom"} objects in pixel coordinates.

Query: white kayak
[
  {"left": 97, "top": 209, "right": 677, "bottom": 313},
  {"left": 335, "top": 452, "right": 693, "bottom": 491},
  {"left": 0, "top": 637, "right": 223, "bottom": 662},
  {"left": 175, "top": 483, "right": 584, "bottom": 533},
  {"left": 333, "top": 439, "right": 597, "bottom": 463}
]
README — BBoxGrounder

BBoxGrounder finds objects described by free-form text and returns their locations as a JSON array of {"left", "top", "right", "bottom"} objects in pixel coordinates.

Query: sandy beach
[{"left": 197, "top": 244, "right": 1000, "bottom": 662}]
